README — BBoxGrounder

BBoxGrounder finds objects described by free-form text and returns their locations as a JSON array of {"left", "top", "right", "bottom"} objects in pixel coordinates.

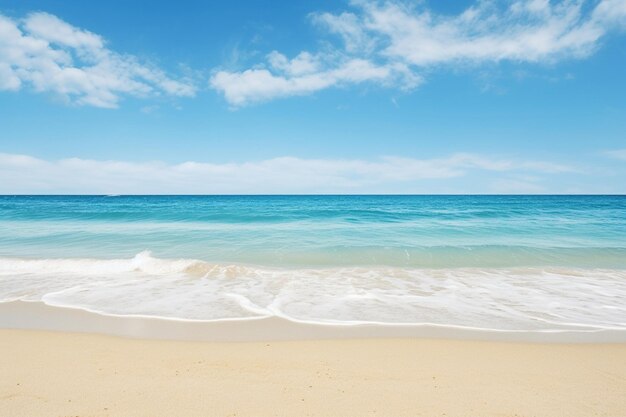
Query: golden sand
[{"left": 1, "top": 329, "right": 625, "bottom": 417}]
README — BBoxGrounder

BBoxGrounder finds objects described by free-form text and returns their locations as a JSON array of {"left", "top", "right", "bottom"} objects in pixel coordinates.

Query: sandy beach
[
  {"left": 3, "top": 0, "right": 626, "bottom": 414},
  {"left": 1, "top": 327, "right": 625, "bottom": 417}
]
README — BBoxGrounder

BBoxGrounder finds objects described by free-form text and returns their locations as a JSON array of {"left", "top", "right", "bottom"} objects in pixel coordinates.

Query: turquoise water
[
  {"left": 1, "top": 195, "right": 625, "bottom": 331},
  {"left": 1, "top": 195, "right": 626, "bottom": 267}
]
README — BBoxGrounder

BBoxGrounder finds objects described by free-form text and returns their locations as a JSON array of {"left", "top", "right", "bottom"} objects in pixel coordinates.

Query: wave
[
  {"left": 1, "top": 251, "right": 625, "bottom": 332},
  {"left": 3, "top": 240, "right": 626, "bottom": 269}
]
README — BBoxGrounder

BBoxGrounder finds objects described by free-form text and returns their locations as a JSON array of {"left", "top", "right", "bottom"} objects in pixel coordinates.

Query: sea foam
[{"left": 1, "top": 251, "right": 625, "bottom": 332}]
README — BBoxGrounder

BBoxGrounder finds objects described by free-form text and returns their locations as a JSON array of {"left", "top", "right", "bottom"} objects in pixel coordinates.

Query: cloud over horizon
[
  {"left": 0, "top": 151, "right": 575, "bottom": 194},
  {"left": 211, "top": 0, "right": 626, "bottom": 106},
  {"left": 0, "top": 12, "right": 196, "bottom": 108}
]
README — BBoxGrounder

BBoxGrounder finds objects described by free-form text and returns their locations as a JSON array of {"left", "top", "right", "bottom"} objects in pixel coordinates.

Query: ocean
[{"left": 1, "top": 195, "right": 625, "bottom": 332}]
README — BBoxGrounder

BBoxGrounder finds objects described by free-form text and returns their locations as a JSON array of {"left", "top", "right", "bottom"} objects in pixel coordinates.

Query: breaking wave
[{"left": 1, "top": 251, "right": 625, "bottom": 332}]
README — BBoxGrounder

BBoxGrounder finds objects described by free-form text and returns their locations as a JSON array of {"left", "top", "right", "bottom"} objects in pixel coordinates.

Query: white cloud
[
  {"left": 211, "top": 53, "right": 419, "bottom": 107},
  {"left": 211, "top": 0, "right": 626, "bottom": 106},
  {"left": 311, "top": 11, "right": 375, "bottom": 54},
  {"left": 0, "top": 152, "right": 573, "bottom": 194},
  {"left": 0, "top": 12, "right": 196, "bottom": 108},
  {"left": 267, "top": 51, "right": 321, "bottom": 76},
  {"left": 355, "top": 1, "right": 608, "bottom": 66}
]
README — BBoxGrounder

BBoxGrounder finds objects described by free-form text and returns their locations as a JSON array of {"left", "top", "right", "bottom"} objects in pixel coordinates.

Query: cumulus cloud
[
  {"left": 0, "top": 152, "right": 573, "bottom": 194},
  {"left": 211, "top": 54, "right": 419, "bottom": 106},
  {"left": 211, "top": 0, "right": 626, "bottom": 106},
  {"left": 0, "top": 12, "right": 196, "bottom": 108}
]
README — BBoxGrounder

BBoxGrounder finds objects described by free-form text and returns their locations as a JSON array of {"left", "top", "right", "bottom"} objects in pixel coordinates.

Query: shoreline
[
  {"left": 1, "top": 300, "right": 625, "bottom": 343},
  {"left": 1, "top": 328, "right": 625, "bottom": 416}
]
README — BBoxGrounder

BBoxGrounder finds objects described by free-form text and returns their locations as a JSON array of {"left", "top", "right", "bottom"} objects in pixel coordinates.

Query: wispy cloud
[
  {"left": 605, "top": 149, "right": 626, "bottom": 160},
  {"left": 0, "top": 152, "right": 573, "bottom": 194},
  {"left": 490, "top": 175, "right": 546, "bottom": 193},
  {"left": 0, "top": 12, "right": 196, "bottom": 108},
  {"left": 211, "top": 0, "right": 626, "bottom": 106},
  {"left": 3, "top": 2, "right": 626, "bottom": 108}
]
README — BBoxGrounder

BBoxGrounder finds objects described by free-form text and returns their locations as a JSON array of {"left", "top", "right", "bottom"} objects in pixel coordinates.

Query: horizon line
[{"left": 2, "top": 194, "right": 625, "bottom": 197}]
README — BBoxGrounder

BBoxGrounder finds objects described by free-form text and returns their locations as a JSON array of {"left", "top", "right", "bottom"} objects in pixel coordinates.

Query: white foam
[{"left": 1, "top": 252, "right": 625, "bottom": 332}]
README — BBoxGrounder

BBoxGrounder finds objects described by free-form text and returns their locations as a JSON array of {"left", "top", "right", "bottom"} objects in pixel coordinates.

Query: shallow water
[{"left": 1, "top": 195, "right": 625, "bottom": 331}]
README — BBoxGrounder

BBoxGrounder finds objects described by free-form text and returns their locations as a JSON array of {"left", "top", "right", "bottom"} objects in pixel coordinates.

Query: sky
[{"left": 0, "top": 0, "right": 625, "bottom": 194}]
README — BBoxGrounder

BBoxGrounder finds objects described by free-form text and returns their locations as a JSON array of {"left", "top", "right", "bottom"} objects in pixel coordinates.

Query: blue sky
[{"left": 0, "top": 0, "right": 625, "bottom": 194}]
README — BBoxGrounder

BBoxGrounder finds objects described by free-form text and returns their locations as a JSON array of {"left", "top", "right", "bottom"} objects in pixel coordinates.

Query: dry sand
[{"left": 1, "top": 328, "right": 625, "bottom": 417}]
